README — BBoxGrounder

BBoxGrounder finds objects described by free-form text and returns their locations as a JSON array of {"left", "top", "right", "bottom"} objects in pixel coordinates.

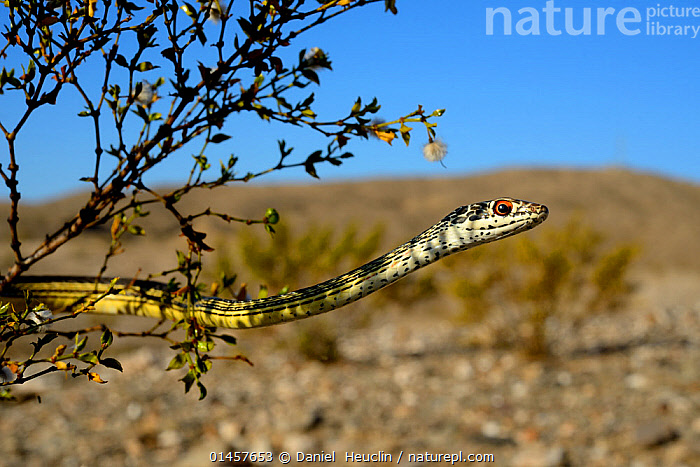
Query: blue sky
[{"left": 2, "top": 0, "right": 699, "bottom": 201}]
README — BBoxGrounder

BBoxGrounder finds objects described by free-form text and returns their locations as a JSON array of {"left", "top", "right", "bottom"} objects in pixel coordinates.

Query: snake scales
[{"left": 0, "top": 198, "right": 548, "bottom": 329}]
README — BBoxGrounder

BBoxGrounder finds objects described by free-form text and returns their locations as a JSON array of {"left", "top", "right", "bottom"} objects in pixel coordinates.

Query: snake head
[{"left": 444, "top": 197, "right": 549, "bottom": 245}]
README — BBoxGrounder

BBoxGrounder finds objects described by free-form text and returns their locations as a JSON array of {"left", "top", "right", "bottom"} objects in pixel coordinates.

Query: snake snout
[
  {"left": 534, "top": 203, "right": 549, "bottom": 221},
  {"left": 521, "top": 200, "right": 548, "bottom": 222}
]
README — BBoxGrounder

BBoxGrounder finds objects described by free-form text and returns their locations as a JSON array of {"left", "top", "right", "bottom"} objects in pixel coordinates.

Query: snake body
[{"left": 1, "top": 198, "right": 548, "bottom": 329}]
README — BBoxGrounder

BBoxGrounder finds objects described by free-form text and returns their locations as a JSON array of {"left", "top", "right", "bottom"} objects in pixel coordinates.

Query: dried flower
[
  {"left": 302, "top": 47, "right": 328, "bottom": 70},
  {"left": 422, "top": 139, "right": 448, "bottom": 163},
  {"left": 0, "top": 366, "right": 16, "bottom": 384},
  {"left": 26, "top": 305, "right": 53, "bottom": 332},
  {"left": 208, "top": 0, "right": 226, "bottom": 24},
  {"left": 134, "top": 80, "right": 155, "bottom": 106},
  {"left": 26, "top": 306, "right": 53, "bottom": 326}
]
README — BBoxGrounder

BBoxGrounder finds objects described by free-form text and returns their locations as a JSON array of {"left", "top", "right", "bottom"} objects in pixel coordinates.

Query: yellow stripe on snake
[{"left": 0, "top": 198, "right": 548, "bottom": 329}]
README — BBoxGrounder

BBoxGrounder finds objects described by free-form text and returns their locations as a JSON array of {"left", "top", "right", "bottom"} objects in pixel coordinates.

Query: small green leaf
[
  {"left": 127, "top": 225, "right": 145, "bottom": 235},
  {"left": 221, "top": 273, "right": 237, "bottom": 288},
  {"left": 100, "top": 357, "right": 123, "bottom": 372},
  {"left": 180, "top": 2, "right": 197, "bottom": 17},
  {"left": 117, "top": 0, "right": 145, "bottom": 13},
  {"left": 77, "top": 110, "right": 91, "bottom": 117},
  {"left": 100, "top": 329, "right": 113, "bottom": 347},
  {"left": 167, "top": 353, "right": 187, "bottom": 370},
  {"left": 161, "top": 47, "right": 176, "bottom": 62},
  {"left": 114, "top": 54, "right": 129, "bottom": 68},
  {"left": 400, "top": 124, "right": 412, "bottom": 147},
  {"left": 237, "top": 18, "right": 254, "bottom": 37},
  {"left": 197, "top": 381, "right": 207, "bottom": 400},
  {"left": 134, "top": 105, "right": 149, "bottom": 123},
  {"left": 74, "top": 336, "right": 88, "bottom": 352},
  {"left": 350, "top": 97, "right": 361, "bottom": 116},
  {"left": 301, "top": 93, "right": 315, "bottom": 108},
  {"left": 24, "top": 60, "right": 36, "bottom": 82},
  {"left": 209, "top": 133, "right": 231, "bottom": 144},
  {"left": 180, "top": 370, "right": 196, "bottom": 393},
  {"left": 33, "top": 333, "right": 58, "bottom": 352},
  {"left": 173, "top": 341, "right": 193, "bottom": 352},
  {"left": 301, "top": 69, "right": 319, "bottom": 85},
  {"left": 176, "top": 250, "right": 187, "bottom": 268},
  {"left": 304, "top": 165, "right": 318, "bottom": 178},
  {"left": 366, "top": 97, "right": 380, "bottom": 113},
  {"left": 217, "top": 334, "right": 237, "bottom": 345},
  {"left": 276, "top": 96, "right": 292, "bottom": 110},
  {"left": 193, "top": 155, "right": 209, "bottom": 170},
  {"left": 265, "top": 208, "right": 279, "bottom": 225},
  {"left": 78, "top": 352, "right": 99, "bottom": 364},
  {"left": 226, "top": 155, "right": 237, "bottom": 169},
  {"left": 307, "top": 150, "right": 323, "bottom": 163},
  {"left": 133, "top": 81, "right": 142, "bottom": 98},
  {"left": 196, "top": 338, "right": 215, "bottom": 352},
  {"left": 137, "top": 61, "right": 156, "bottom": 72},
  {"left": 195, "top": 356, "right": 212, "bottom": 373}
]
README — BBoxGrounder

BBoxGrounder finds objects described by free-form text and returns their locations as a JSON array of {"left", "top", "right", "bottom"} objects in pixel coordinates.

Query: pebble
[
  {"left": 282, "top": 433, "right": 317, "bottom": 454},
  {"left": 126, "top": 402, "right": 143, "bottom": 420},
  {"left": 490, "top": 393, "right": 506, "bottom": 408},
  {"left": 454, "top": 360, "right": 474, "bottom": 381},
  {"left": 511, "top": 381, "right": 529, "bottom": 399},
  {"left": 481, "top": 420, "right": 501, "bottom": 438},
  {"left": 555, "top": 371, "right": 572, "bottom": 386},
  {"left": 634, "top": 420, "right": 680, "bottom": 448},
  {"left": 477, "top": 354, "right": 495, "bottom": 372},
  {"left": 157, "top": 429, "right": 181, "bottom": 448},
  {"left": 625, "top": 373, "right": 648, "bottom": 389},
  {"left": 216, "top": 421, "right": 242, "bottom": 443},
  {"left": 303, "top": 407, "right": 325, "bottom": 431},
  {"left": 511, "top": 444, "right": 569, "bottom": 467}
]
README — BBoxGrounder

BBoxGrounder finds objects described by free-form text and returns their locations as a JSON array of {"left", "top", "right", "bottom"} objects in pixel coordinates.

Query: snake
[{"left": 0, "top": 198, "right": 548, "bottom": 329}]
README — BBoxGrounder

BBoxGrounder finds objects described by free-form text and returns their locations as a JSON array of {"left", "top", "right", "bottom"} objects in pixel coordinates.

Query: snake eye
[{"left": 494, "top": 200, "right": 513, "bottom": 216}]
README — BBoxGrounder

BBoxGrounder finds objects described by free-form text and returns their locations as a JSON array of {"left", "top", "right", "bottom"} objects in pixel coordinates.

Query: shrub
[
  {"left": 447, "top": 216, "right": 639, "bottom": 356},
  {"left": 294, "top": 320, "right": 340, "bottom": 364},
  {"left": 239, "top": 221, "right": 385, "bottom": 294}
]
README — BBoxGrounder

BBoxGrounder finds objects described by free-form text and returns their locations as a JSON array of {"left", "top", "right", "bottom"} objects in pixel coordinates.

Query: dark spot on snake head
[
  {"left": 468, "top": 208, "right": 488, "bottom": 222},
  {"left": 443, "top": 205, "right": 469, "bottom": 224}
]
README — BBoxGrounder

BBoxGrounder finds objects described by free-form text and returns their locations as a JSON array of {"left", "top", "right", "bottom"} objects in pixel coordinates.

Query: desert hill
[{"left": 3, "top": 167, "right": 699, "bottom": 277}]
